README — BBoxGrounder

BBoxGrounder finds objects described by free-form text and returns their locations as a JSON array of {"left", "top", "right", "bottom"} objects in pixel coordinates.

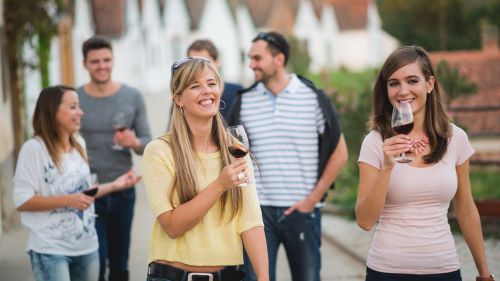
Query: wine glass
[
  {"left": 227, "top": 125, "right": 255, "bottom": 186},
  {"left": 392, "top": 102, "right": 414, "bottom": 164},
  {"left": 112, "top": 112, "right": 126, "bottom": 150},
  {"left": 84, "top": 173, "right": 99, "bottom": 217}
]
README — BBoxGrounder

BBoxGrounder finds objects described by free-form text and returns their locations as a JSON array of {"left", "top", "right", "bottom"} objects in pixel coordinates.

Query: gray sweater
[{"left": 77, "top": 85, "right": 152, "bottom": 183}]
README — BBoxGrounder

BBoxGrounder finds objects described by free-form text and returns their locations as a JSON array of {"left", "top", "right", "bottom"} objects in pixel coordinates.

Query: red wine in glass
[
  {"left": 83, "top": 188, "right": 98, "bottom": 197},
  {"left": 392, "top": 122, "right": 414, "bottom": 135},
  {"left": 391, "top": 102, "right": 414, "bottom": 164},
  {"left": 112, "top": 112, "right": 126, "bottom": 150},
  {"left": 229, "top": 144, "right": 248, "bottom": 158}
]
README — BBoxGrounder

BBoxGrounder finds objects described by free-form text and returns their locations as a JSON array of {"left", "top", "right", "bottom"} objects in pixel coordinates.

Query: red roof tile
[
  {"left": 184, "top": 0, "right": 207, "bottom": 29},
  {"left": 92, "top": 0, "right": 126, "bottom": 37},
  {"left": 328, "top": 0, "right": 368, "bottom": 30},
  {"left": 428, "top": 47, "right": 500, "bottom": 136}
]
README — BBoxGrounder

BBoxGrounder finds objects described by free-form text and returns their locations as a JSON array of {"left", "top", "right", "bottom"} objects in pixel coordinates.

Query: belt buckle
[{"left": 187, "top": 273, "right": 213, "bottom": 281}]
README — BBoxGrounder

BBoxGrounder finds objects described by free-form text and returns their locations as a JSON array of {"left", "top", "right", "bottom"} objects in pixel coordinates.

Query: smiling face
[
  {"left": 174, "top": 70, "right": 221, "bottom": 121},
  {"left": 56, "top": 90, "right": 84, "bottom": 135},
  {"left": 387, "top": 61, "right": 435, "bottom": 121},
  {"left": 83, "top": 48, "right": 114, "bottom": 84},
  {"left": 248, "top": 40, "right": 282, "bottom": 83}
]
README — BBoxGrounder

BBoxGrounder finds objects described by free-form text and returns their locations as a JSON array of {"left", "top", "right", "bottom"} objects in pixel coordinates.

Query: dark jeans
[
  {"left": 95, "top": 187, "right": 136, "bottom": 281},
  {"left": 366, "top": 267, "right": 462, "bottom": 281},
  {"left": 242, "top": 206, "right": 322, "bottom": 281}
]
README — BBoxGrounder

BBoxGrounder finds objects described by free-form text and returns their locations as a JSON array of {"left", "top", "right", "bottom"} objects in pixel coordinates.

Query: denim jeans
[
  {"left": 366, "top": 267, "right": 462, "bottom": 281},
  {"left": 29, "top": 250, "right": 99, "bottom": 281},
  {"left": 146, "top": 276, "right": 172, "bottom": 281},
  {"left": 242, "top": 206, "right": 322, "bottom": 281},
  {"left": 95, "top": 187, "right": 136, "bottom": 281}
]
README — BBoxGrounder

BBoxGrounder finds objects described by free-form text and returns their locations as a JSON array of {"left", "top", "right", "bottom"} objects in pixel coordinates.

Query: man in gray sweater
[{"left": 76, "top": 35, "right": 151, "bottom": 281}]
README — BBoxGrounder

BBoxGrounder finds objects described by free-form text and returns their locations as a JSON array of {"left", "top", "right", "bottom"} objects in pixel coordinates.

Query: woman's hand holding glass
[
  {"left": 216, "top": 158, "right": 249, "bottom": 191},
  {"left": 66, "top": 193, "right": 95, "bottom": 211},
  {"left": 382, "top": 135, "right": 412, "bottom": 169}
]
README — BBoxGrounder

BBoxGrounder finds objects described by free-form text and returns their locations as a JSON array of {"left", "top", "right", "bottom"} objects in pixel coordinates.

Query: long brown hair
[
  {"left": 32, "top": 85, "right": 88, "bottom": 173},
  {"left": 166, "top": 58, "right": 242, "bottom": 221},
  {"left": 369, "top": 46, "right": 452, "bottom": 163}
]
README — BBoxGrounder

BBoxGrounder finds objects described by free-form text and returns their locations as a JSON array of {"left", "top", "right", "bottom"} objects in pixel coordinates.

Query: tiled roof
[
  {"left": 184, "top": 0, "right": 206, "bottom": 29},
  {"left": 91, "top": 0, "right": 126, "bottom": 36},
  {"left": 311, "top": 0, "right": 324, "bottom": 20},
  {"left": 246, "top": 0, "right": 273, "bottom": 28},
  {"left": 329, "top": 0, "right": 368, "bottom": 30},
  {"left": 428, "top": 47, "right": 500, "bottom": 137},
  {"left": 267, "top": 0, "right": 296, "bottom": 34}
]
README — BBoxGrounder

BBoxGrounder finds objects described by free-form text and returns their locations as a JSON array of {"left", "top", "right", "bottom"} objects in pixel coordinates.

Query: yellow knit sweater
[{"left": 141, "top": 136, "right": 263, "bottom": 266}]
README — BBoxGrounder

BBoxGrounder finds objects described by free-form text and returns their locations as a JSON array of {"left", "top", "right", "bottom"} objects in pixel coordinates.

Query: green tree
[
  {"left": 436, "top": 60, "right": 479, "bottom": 107},
  {"left": 4, "top": 0, "right": 68, "bottom": 155},
  {"left": 377, "top": 0, "right": 482, "bottom": 51},
  {"left": 287, "top": 36, "right": 311, "bottom": 76}
]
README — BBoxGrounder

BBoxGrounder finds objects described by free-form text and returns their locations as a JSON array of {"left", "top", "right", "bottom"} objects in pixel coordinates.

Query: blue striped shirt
[{"left": 241, "top": 74, "right": 325, "bottom": 207}]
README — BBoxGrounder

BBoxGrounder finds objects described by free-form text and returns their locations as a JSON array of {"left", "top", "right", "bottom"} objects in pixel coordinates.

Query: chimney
[{"left": 482, "top": 25, "right": 499, "bottom": 53}]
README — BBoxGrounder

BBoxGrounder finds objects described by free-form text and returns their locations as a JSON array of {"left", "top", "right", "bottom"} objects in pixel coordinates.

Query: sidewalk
[{"left": 320, "top": 208, "right": 500, "bottom": 280}]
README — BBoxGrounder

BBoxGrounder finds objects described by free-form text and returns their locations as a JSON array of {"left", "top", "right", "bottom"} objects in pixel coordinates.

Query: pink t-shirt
[{"left": 358, "top": 124, "right": 474, "bottom": 274}]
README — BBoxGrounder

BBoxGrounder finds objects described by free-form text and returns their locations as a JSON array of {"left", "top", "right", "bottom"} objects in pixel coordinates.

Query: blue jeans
[
  {"left": 29, "top": 250, "right": 99, "bottom": 281},
  {"left": 366, "top": 267, "right": 462, "bottom": 281},
  {"left": 95, "top": 187, "right": 136, "bottom": 281},
  {"left": 242, "top": 206, "right": 322, "bottom": 281}
]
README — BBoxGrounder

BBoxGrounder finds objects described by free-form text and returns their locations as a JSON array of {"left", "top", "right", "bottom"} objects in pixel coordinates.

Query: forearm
[
  {"left": 132, "top": 137, "right": 143, "bottom": 153},
  {"left": 456, "top": 202, "right": 490, "bottom": 276},
  {"left": 242, "top": 227, "right": 269, "bottom": 281},
  {"left": 355, "top": 166, "right": 392, "bottom": 230},
  {"left": 94, "top": 182, "right": 118, "bottom": 198},
  {"left": 17, "top": 195, "right": 68, "bottom": 212},
  {"left": 158, "top": 181, "right": 225, "bottom": 239}
]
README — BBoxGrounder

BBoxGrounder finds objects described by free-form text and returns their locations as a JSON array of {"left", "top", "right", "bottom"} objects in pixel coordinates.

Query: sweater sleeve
[
  {"left": 142, "top": 138, "right": 177, "bottom": 217},
  {"left": 358, "top": 131, "right": 384, "bottom": 170},
  {"left": 237, "top": 154, "right": 264, "bottom": 234}
]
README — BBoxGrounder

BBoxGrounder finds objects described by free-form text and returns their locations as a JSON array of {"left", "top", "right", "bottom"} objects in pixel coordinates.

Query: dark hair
[
  {"left": 252, "top": 32, "right": 291, "bottom": 66},
  {"left": 33, "top": 85, "right": 87, "bottom": 173},
  {"left": 369, "top": 46, "right": 452, "bottom": 164},
  {"left": 82, "top": 35, "right": 113, "bottom": 60},
  {"left": 187, "top": 39, "right": 219, "bottom": 61}
]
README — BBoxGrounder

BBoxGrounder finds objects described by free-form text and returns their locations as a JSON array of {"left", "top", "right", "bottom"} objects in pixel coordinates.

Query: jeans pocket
[{"left": 122, "top": 187, "right": 136, "bottom": 199}]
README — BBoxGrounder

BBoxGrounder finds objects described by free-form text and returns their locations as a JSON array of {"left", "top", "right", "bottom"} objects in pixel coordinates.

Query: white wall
[
  {"left": 111, "top": 0, "right": 145, "bottom": 92},
  {"left": 139, "top": 0, "right": 168, "bottom": 94},
  {"left": 196, "top": 0, "right": 241, "bottom": 83},
  {"left": 235, "top": 3, "right": 256, "bottom": 85},
  {"left": 293, "top": 0, "right": 325, "bottom": 73},
  {"left": 163, "top": 0, "right": 191, "bottom": 91},
  {"left": 23, "top": 41, "right": 42, "bottom": 136},
  {"left": 338, "top": 30, "right": 369, "bottom": 71},
  {"left": 367, "top": 0, "right": 382, "bottom": 68},
  {"left": 321, "top": 3, "right": 341, "bottom": 70},
  {"left": 72, "top": 0, "right": 95, "bottom": 87}
]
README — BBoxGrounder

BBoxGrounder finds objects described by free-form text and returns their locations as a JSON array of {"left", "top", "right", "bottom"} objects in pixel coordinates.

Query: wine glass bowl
[
  {"left": 83, "top": 174, "right": 99, "bottom": 217},
  {"left": 227, "top": 125, "right": 255, "bottom": 186},
  {"left": 391, "top": 102, "right": 414, "bottom": 164},
  {"left": 112, "top": 112, "right": 126, "bottom": 150}
]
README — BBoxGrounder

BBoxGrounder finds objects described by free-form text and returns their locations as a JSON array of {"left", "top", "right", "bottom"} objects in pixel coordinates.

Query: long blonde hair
[
  {"left": 32, "top": 85, "right": 88, "bottom": 173},
  {"left": 166, "top": 59, "right": 242, "bottom": 221}
]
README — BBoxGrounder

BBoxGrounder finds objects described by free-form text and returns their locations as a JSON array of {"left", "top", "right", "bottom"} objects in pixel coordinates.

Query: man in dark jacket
[{"left": 227, "top": 32, "right": 348, "bottom": 281}]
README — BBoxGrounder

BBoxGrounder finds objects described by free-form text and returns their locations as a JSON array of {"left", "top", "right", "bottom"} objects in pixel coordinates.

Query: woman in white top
[
  {"left": 356, "top": 46, "right": 493, "bottom": 280},
  {"left": 13, "top": 85, "right": 141, "bottom": 281}
]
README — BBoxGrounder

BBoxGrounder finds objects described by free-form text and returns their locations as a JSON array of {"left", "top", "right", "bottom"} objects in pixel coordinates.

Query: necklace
[{"left": 410, "top": 136, "right": 429, "bottom": 156}]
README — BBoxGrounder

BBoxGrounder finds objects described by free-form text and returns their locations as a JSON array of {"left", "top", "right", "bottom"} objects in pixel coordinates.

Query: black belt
[{"left": 149, "top": 262, "right": 246, "bottom": 281}]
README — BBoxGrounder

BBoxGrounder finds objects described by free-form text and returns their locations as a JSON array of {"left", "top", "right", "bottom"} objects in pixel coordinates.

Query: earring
[
  {"left": 180, "top": 106, "right": 185, "bottom": 116},
  {"left": 428, "top": 90, "right": 431, "bottom": 94},
  {"left": 219, "top": 100, "right": 226, "bottom": 110}
]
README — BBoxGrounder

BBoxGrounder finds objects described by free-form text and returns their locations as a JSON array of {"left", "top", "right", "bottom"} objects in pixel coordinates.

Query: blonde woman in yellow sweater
[{"left": 142, "top": 57, "right": 269, "bottom": 281}]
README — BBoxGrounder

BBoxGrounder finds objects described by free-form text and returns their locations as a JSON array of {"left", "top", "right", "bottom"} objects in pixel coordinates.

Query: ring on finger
[
  {"left": 237, "top": 172, "right": 245, "bottom": 181},
  {"left": 83, "top": 203, "right": 87, "bottom": 208}
]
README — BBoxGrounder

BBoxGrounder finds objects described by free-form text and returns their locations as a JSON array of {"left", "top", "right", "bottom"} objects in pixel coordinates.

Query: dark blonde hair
[
  {"left": 32, "top": 85, "right": 87, "bottom": 173},
  {"left": 369, "top": 46, "right": 452, "bottom": 164},
  {"left": 166, "top": 59, "right": 242, "bottom": 221}
]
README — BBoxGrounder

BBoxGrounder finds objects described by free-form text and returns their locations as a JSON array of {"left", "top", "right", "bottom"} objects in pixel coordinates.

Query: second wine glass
[
  {"left": 112, "top": 112, "right": 126, "bottom": 150},
  {"left": 391, "top": 102, "right": 414, "bottom": 164},
  {"left": 227, "top": 125, "right": 255, "bottom": 186}
]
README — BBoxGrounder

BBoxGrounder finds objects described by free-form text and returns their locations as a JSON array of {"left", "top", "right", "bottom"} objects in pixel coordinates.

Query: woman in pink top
[{"left": 356, "top": 46, "right": 493, "bottom": 280}]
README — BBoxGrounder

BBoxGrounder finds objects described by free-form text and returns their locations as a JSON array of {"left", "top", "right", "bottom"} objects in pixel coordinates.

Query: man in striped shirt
[{"left": 228, "top": 32, "right": 348, "bottom": 281}]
